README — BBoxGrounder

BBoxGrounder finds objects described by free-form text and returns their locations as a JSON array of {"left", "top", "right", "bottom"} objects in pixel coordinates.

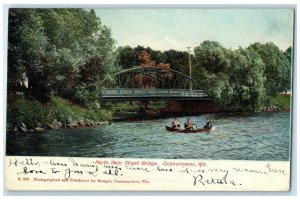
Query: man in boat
[
  {"left": 184, "top": 118, "right": 195, "bottom": 130},
  {"left": 171, "top": 117, "right": 182, "bottom": 129},
  {"left": 204, "top": 118, "right": 212, "bottom": 129}
]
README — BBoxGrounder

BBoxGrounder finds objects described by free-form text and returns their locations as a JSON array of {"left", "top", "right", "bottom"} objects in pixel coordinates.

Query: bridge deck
[{"left": 102, "top": 88, "right": 211, "bottom": 101}]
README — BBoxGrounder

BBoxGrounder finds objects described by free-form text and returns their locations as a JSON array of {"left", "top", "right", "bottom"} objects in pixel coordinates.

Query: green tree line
[
  {"left": 8, "top": 8, "right": 292, "bottom": 113},
  {"left": 117, "top": 41, "right": 292, "bottom": 111},
  {"left": 8, "top": 8, "right": 117, "bottom": 107}
]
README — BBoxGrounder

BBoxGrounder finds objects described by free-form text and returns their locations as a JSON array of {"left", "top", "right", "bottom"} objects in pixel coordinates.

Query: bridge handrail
[{"left": 103, "top": 88, "right": 209, "bottom": 97}]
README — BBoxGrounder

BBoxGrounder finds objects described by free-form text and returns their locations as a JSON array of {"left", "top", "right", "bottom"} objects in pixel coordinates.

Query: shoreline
[
  {"left": 7, "top": 93, "right": 291, "bottom": 133},
  {"left": 7, "top": 99, "right": 290, "bottom": 134},
  {"left": 112, "top": 108, "right": 291, "bottom": 122},
  {"left": 8, "top": 108, "right": 290, "bottom": 134},
  {"left": 7, "top": 120, "right": 111, "bottom": 134}
]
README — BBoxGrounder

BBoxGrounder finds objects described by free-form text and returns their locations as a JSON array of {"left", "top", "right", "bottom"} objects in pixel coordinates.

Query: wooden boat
[{"left": 165, "top": 125, "right": 215, "bottom": 133}]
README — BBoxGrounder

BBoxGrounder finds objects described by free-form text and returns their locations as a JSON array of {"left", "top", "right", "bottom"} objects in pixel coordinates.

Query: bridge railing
[
  {"left": 103, "top": 88, "right": 209, "bottom": 98},
  {"left": 102, "top": 67, "right": 211, "bottom": 100}
]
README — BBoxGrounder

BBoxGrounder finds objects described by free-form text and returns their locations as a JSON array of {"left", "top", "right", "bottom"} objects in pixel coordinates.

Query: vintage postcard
[{"left": 4, "top": 7, "right": 294, "bottom": 191}]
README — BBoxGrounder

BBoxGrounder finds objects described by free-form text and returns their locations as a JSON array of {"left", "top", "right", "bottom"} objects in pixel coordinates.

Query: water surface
[{"left": 6, "top": 112, "right": 291, "bottom": 161}]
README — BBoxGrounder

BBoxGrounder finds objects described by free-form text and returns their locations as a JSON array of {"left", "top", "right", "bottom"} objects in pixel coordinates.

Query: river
[{"left": 6, "top": 112, "right": 291, "bottom": 161}]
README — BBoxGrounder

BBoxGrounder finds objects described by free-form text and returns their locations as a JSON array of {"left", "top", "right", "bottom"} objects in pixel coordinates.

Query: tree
[
  {"left": 193, "top": 41, "right": 233, "bottom": 104},
  {"left": 8, "top": 9, "right": 116, "bottom": 105},
  {"left": 161, "top": 49, "right": 190, "bottom": 75},
  {"left": 193, "top": 41, "right": 266, "bottom": 111},
  {"left": 282, "top": 47, "right": 293, "bottom": 93},
  {"left": 116, "top": 46, "right": 139, "bottom": 69},
  {"left": 194, "top": 40, "right": 231, "bottom": 74},
  {"left": 250, "top": 42, "right": 290, "bottom": 96},
  {"left": 229, "top": 47, "right": 266, "bottom": 111},
  {"left": 8, "top": 9, "right": 49, "bottom": 100}
]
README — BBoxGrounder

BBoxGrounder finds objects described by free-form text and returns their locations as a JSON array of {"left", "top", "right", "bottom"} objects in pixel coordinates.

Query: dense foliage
[
  {"left": 7, "top": 8, "right": 292, "bottom": 125},
  {"left": 8, "top": 8, "right": 117, "bottom": 106},
  {"left": 192, "top": 41, "right": 291, "bottom": 111},
  {"left": 116, "top": 41, "right": 292, "bottom": 111},
  {"left": 7, "top": 96, "right": 112, "bottom": 130}
]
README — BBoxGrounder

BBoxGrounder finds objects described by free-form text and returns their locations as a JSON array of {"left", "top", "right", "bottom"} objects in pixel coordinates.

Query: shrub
[
  {"left": 7, "top": 96, "right": 112, "bottom": 130},
  {"left": 7, "top": 99, "right": 52, "bottom": 129}
]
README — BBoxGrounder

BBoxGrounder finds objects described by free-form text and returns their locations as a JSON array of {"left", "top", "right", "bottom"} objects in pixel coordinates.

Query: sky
[{"left": 95, "top": 8, "right": 294, "bottom": 52}]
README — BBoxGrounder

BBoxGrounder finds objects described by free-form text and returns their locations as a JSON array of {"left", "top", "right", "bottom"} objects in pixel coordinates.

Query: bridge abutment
[{"left": 160, "top": 100, "right": 224, "bottom": 114}]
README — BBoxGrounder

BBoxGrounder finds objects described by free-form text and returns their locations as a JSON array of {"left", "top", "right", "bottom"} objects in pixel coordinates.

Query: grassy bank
[
  {"left": 7, "top": 94, "right": 291, "bottom": 132},
  {"left": 7, "top": 96, "right": 112, "bottom": 131},
  {"left": 267, "top": 94, "right": 291, "bottom": 111}
]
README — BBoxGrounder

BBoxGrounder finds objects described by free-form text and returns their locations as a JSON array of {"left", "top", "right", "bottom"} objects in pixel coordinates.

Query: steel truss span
[{"left": 102, "top": 66, "right": 211, "bottom": 101}]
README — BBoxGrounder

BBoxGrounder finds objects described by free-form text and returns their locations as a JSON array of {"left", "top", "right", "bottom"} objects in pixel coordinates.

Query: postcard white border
[
  {"left": 1, "top": 0, "right": 299, "bottom": 198},
  {"left": 5, "top": 156, "right": 291, "bottom": 191}
]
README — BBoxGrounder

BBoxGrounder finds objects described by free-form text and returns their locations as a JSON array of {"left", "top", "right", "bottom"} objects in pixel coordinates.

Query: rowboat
[{"left": 165, "top": 125, "right": 215, "bottom": 133}]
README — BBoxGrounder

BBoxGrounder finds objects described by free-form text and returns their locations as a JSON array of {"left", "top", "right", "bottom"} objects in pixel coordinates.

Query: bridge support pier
[
  {"left": 139, "top": 100, "right": 148, "bottom": 110},
  {"left": 144, "top": 101, "right": 148, "bottom": 109}
]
